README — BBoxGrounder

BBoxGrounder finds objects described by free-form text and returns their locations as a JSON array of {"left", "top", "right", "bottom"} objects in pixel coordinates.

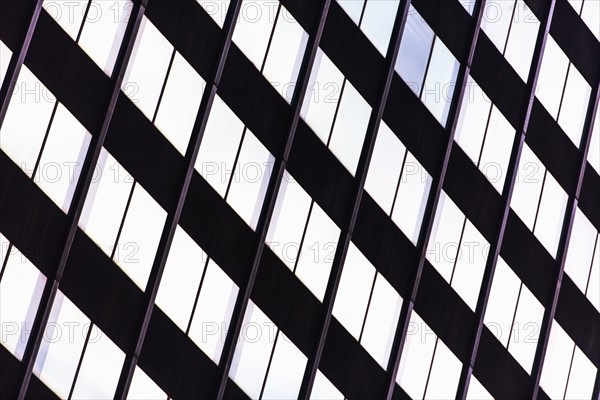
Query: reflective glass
[
  {"left": 78, "top": 0, "right": 132, "bottom": 75},
  {"left": 361, "top": 0, "right": 400, "bottom": 55},
  {"left": 504, "top": 0, "right": 539, "bottom": 81},
  {"left": 122, "top": 17, "right": 173, "bottom": 120},
  {"left": 507, "top": 284, "right": 543, "bottom": 372},
  {"left": 588, "top": 112, "right": 600, "bottom": 174},
  {"left": 391, "top": 152, "right": 431, "bottom": 244},
  {"left": 478, "top": 106, "right": 514, "bottom": 193},
  {"left": 128, "top": 366, "right": 167, "bottom": 400},
  {"left": 261, "top": 333, "right": 307, "bottom": 399},
  {"left": 33, "top": 292, "right": 88, "bottom": 398},
  {"left": 588, "top": 243, "right": 600, "bottom": 311},
  {"left": 232, "top": 0, "right": 277, "bottom": 70},
  {"left": 0, "top": 248, "right": 46, "bottom": 360},
  {"left": 226, "top": 131, "right": 274, "bottom": 230},
  {"left": 466, "top": 375, "right": 493, "bottom": 400},
  {"left": 421, "top": 37, "right": 459, "bottom": 124},
  {"left": 424, "top": 340, "right": 461, "bottom": 399},
  {"left": 69, "top": 328, "right": 125, "bottom": 399},
  {"left": 154, "top": 52, "right": 205, "bottom": 155},
  {"left": 365, "top": 121, "right": 406, "bottom": 214},
  {"left": 510, "top": 144, "right": 544, "bottom": 230},
  {"left": 536, "top": 37, "right": 569, "bottom": 118},
  {"left": 188, "top": 260, "right": 238, "bottom": 363},
  {"left": 43, "top": 0, "right": 87, "bottom": 40},
  {"left": 581, "top": 0, "right": 600, "bottom": 40},
  {"left": 564, "top": 346, "right": 597, "bottom": 399},
  {"left": 294, "top": 204, "right": 340, "bottom": 301},
  {"left": 195, "top": 96, "right": 245, "bottom": 197},
  {"left": 35, "top": 103, "right": 91, "bottom": 212},
  {"left": 79, "top": 149, "right": 134, "bottom": 257},
  {"left": 337, "top": 0, "right": 364, "bottom": 25},
  {"left": 311, "top": 370, "right": 344, "bottom": 400},
  {"left": 197, "top": 0, "right": 230, "bottom": 28},
  {"left": 156, "top": 226, "right": 206, "bottom": 331},
  {"left": 481, "top": 0, "right": 514, "bottom": 52},
  {"left": 395, "top": 6, "right": 435, "bottom": 95},
  {"left": 1, "top": 66, "right": 56, "bottom": 178},
  {"left": 229, "top": 302, "right": 275, "bottom": 398},
  {"left": 564, "top": 208, "right": 596, "bottom": 294},
  {"left": 263, "top": 6, "right": 308, "bottom": 103},
  {"left": 557, "top": 64, "right": 591, "bottom": 147},
  {"left": 533, "top": 171, "right": 568, "bottom": 258},
  {"left": 484, "top": 258, "right": 521, "bottom": 346},
  {"left": 0, "top": 40, "right": 11, "bottom": 85},
  {"left": 455, "top": 77, "right": 492, "bottom": 165}
]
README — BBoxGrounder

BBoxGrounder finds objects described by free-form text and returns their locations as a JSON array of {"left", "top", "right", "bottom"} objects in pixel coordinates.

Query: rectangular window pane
[
  {"left": 43, "top": 0, "right": 87, "bottom": 40},
  {"left": 360, "top": 0, "right": 400, "bottom": 55},
  {"left": 261, "top": 333, "right": 307, "bottom": 399}
]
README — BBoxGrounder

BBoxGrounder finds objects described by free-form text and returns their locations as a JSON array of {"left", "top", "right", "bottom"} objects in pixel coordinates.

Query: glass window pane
[
  {"left": 510, "top": 144, "right": 544, "bottom": 230},
  {"left": 328, "top": 81, "right": 372, "bottom": 175},
  {"left": 154, "top": 52, "right": 205, "bottom": 155},
  {"left": 33, "top": 292, "right": 88, "bottom": 399},
  {"left": 311, "top": 370, "right": 344, "bottom": 400},
  {"left": 588, "top": 112, "right": 600, "bottom": 174},
  {"left": 262, "top": 6, "right": 308, "bottom": 103},
  {"left": 451, "top": 221, "right": 488, "bottom": 311},
  {"left": 332, "top": 243, "right": 376, "bottom": 339},
  {"left": 226, "top": 131, "right": 274, "bottom": 230},
  {"left": 392, "top": 152, "right": 432, "bottom": 244},
  {"left": 43, "top": 0, "right": 87, "bottom": 40},
  {"left": 156, "top": 226, "right": 206, "bottom": 331},
  {"left": 70, "top": 328, "right": 125, "bottom": 400},
  {"left": 122, "top": 17, "right": 173, "bottom": 120},
  {"left": 195, "top": 96, "right": 245, "bottom": 197},
  {"left": 128, "top": 366, "right": 167, "bottom": 400},
  {"left": 478, "top": 106, "right": 514, "bottom": 193},
  {"left": 395, "top": 6, "right": 435, "bottom": 95},
  {"left": 232, "top": 0, "right": 277, "bottom": 69},
  {"left": 365, "top": 121, "right": 406, "bottom": 214},
  {"left": 466, "top": 375, "right": 493, "bottom": 400},
  {"left": 301, "top": 49, "right": 344, "bottom": 144},
  {"left": 564, "top": 208, "right": 596, "bottom": 294},
  {"left": 564, "top": 346, "right": 597, "bottom": 399},
  {"left": 533, "top": 171, "right": 568, "bottom": 258},
  {"left": 113, "top": 184, "right": 167, "bottom": 289},
  {"left": 536, "top": 37, "right": 569, "bottom": 119},
  {"left": 337, "top": 0, "right": 365, "bottom": 25},
  {"left": 421, "top": 37, "right": 459, "bottom": 125},
  {"left": 267, "top": 171, "right": 312, "bottom": 270},
  {"left": 588, "top": 242, "right": 600, "bottom": 312},
  {"left": 197, "top": 0, "right": 230, "bottom": 28},
  {"left": 361, "top": 273, "right": 402, "bottom": 367},
  {"left": 79, "top": 149, "right": 134, "bottom": 257},
  {"left": 295, "top": 204, "right": 340, "bottom": 301},
  {"left": 0, "top": 248, "right": 46, "bottom": 360},
  {"left": 540, "top": 321, "right": 574, "bottom": 399},
  {"left": 78, "top": 0, "right": 132, "bottom": 75},
  {"left": 189, "top": 260, "right": 239, "bottom": 363},
  {"left": 481, "top": 0, "right": 514, "bottom": 52},
  {"left": 504, "top": 0, "right": 539, "bottom": 81},
  {"left": 0, "top": 40, "right": 12, "bottom": 85},
  {"left": 261, "top": 333, "right": 307, "bottom": 399},
  {"left": 507, "top": 284, "right": 543, "bottom": 372},
  {"left": 1, "top": 66, "right": 56, "bottom": 178},
  {"left": 360, "top": 0, "right": 400, "bottom": 55},
  {"left": 484, "top": 257, "right": 520, "bottom": 346},
  {"left": 427, "top": 192, "right": 465, "bottom": 283},
  {"left": 455, "top": 77, "right": 492, "bottom": 165},
  {"left": 581, "top": 0, "right": 600, "bottom": 40},
  {"left": 425, "top": 340, "right": 461, "bottom": 399},
  {"left": 35, "top": 103, "right": 91, "bottom": 213},
  {"left": 557, "top": 65, "right": 591, "bottom": 147},
  {"left": 396, "top": 312, "right": 437, "bottom": 398},
  {"left": 229, "top": 302, "right": 275, "bottom": 398},
  {"left": 458, "top": 0, "right": 476, "bottom": 15}
]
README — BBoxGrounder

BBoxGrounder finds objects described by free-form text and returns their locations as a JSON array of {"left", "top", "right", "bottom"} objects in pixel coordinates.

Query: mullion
[
  {"left": 16, "top": 1, "right": 149, "bottom": 398},
  {"left": 0, "top": 0, "right": 43, "bottom": 129},
  {"left": 214, "top": 1, "right": 333, "bottom": 398},
  {"left": 112, "top": 0, "right": 245, "bottom": 398},
  {"left": 455, "top": 1, "right": 558, "bottom": 397},
  {"left": 384, "top": 0, "right": 487, "bottom": 398},
  {"left": 296, "top": 1, "right": 414, "bottom": 398},
  {"left": 529, "top": 73, "right": 600, "bottom": 399}
]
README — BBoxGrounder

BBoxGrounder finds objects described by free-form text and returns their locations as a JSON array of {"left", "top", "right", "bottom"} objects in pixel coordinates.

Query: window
[
  {"left": 260, "top": 332, "right": 307, "bottom": 399},
  {"left": 588, "top": 112, "right": 600, "bottom": 174},
  {"left": 395, "top": 6, "right": 459, "bottom": 125},
  {"left": 302, "top": 49, "right": 371, "bottom": 175},
  {"left": 311, "top": 370, "right": 344, "bottom": 399},
  {"left": 511, "top": 145, "right": 568, "bottom": 258},
  {"left": 43, "top": 0, "right": 87, "bottom": 40},
  {"left": 456, "top": 76, "right": 514, "bottom": 193},
  {"left": 197, "top": 0, "right": 230, "bottom": 28},
  {"left": 78, "top": 0, "right": 133, "bottom": 75},
  {"left": 128, "top": 366, "right": 167, "bottom": 400},
  {"left": 0, "top": 246, "right": 46, "bottom": 360},
  {"left": 484, "top": 257, "right": 543, "bottom": 372},
  {"left": 0, "top": 40, "right": 13, "bottom": 85},
  {"left": 540, "top": 320, "right": 596, "bottom": 399},
  {"left": 466, "top": 375, "right": 493, "bottom": 400}
]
